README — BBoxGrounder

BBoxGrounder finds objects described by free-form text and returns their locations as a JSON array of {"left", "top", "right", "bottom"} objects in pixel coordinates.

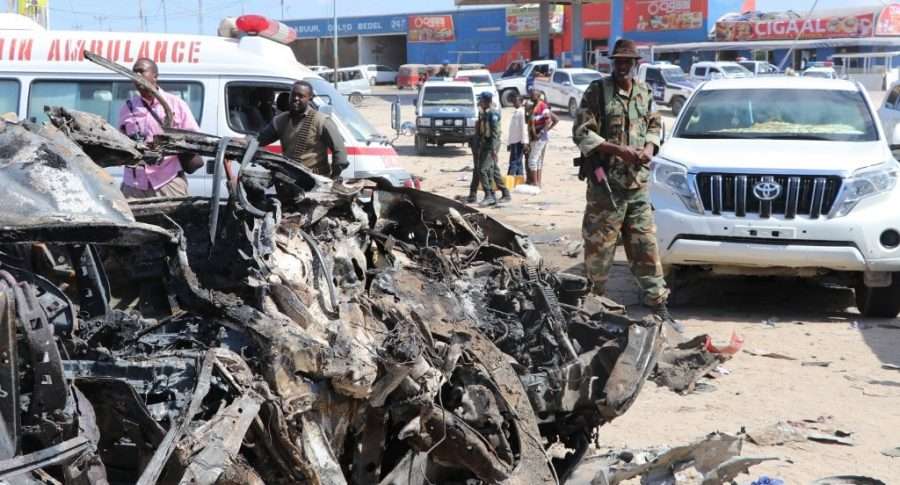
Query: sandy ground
[{"left": 360, "top": 88, "right": 900, "bottom": 484}]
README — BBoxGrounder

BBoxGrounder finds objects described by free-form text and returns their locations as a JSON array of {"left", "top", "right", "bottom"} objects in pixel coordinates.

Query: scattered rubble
[
  {"left": 745, "top": 417, "right": 854, "bottom": 447},
  {"left": 576, "top": 432, "right": 776, "bottom": 485},
  {"left": 0, "top": 85, "right": 666, "bottom": 482}
]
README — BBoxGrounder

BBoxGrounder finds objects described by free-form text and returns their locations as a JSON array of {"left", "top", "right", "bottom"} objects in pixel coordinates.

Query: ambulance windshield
[{"left": 307, "top": 77, "right": 382, "bottom": 143}]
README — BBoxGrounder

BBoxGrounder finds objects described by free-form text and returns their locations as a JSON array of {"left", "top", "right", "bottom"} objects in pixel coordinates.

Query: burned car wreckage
[{"left": 0, "top": 57, "right": 662, "bottom": 485}]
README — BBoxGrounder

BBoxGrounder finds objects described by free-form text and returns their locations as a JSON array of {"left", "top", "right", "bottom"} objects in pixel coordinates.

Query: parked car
[
  {"left": 802, "top": 66, "right": 838, "bottom": 79},
  {"left": 879, "top": 80, "right": 900, "bottom": 142},
  {"left": 397, "top": 64, "right": 428, "bottom": 89},
  {"left": 320, "top": 67, "right": 372, "bottom": 105},
  {"left": 414, "top": 80, "right": 477, "bottom": 155},
  {"left": 636, "top": 62, "right": 697, "bottom": 116},
  {"left": 738, "top": 60, "right": 780, "bottom": 76},
  {"left": 359, "top": 64, "right": 398, "bottom": 85},
  {"left": 652, "top": 76, "right": 900, "bottom": 317},
  {"left": 689, "top": 61, "right": 753, "bottom": 81},
  {"left": 455, "top": 68, "right": 500, "bottom": 110},
  {"left": 883, "top": 66, "right": 899, "bottom": 90},
  {"left": 533, "top": 67, "right": 604, "bottom": 117},
  {"left": 495, "top": 59, "right": 557, "bottom": 107}
]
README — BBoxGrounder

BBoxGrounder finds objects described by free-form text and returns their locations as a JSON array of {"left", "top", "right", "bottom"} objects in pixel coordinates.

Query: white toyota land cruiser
[{"left": 652, "top": 77, "right": 900, "bottom": 317}]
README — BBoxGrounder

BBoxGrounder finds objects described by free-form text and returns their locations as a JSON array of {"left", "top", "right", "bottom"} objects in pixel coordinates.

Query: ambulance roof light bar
[{"left": 223, "top": 15, "right": 297, "bottom": 45}]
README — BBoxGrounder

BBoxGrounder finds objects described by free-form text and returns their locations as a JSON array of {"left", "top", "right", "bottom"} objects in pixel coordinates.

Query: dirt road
[{"left": 360, "top": 89, "right": 900, "bottom": 483}]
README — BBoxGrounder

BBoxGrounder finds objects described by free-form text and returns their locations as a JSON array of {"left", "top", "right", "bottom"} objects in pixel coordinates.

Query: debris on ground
[
  {"left": 880, "top": 446, "right": 900, "bottom": 458},
  {"left": 0, "top": 89, "right": 667, "bottom": 483},
  {"left": 810, "top": 476, "right": 887, "bottom": 485},
  {"left": 578, "top": 432, "right": 777, "bottom": 485},
  {"left": 562, "top": 240, "right": 584, "bottom": 258},
  {"left": 652, "top": 334, "right": 733, "bottom": 394},
  {"left": 745, "top": 350, "right": 798, "bottom": 361},
  {"left": 745, "top": 417, "right": 854, "bottom": 447},
  {"left": 751, "top": 476, "right": 786, "bottom": 485}
]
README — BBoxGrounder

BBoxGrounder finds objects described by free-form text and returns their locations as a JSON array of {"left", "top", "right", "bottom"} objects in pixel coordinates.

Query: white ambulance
[{"left": 0, "top": 13, "right": 416, "bottom": 195}]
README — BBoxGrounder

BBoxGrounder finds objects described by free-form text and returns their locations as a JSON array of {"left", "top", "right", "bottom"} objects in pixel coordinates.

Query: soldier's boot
[
  {"left": 465, "top": 192, "right": 477, "bottom": 204},
  {"left": 499, "top": 188, "right": 512, "bottom": 203},
  {"left": 651, "top": 303, "right": 685, "bottom": 334},
  {"left": 479, "top": 192, "right": 498, "bottom": 207}
]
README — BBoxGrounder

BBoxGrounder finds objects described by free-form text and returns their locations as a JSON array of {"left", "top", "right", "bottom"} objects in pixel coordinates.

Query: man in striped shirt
[{"left": 527, "top": 88, "right": 558, "bottom": 187}]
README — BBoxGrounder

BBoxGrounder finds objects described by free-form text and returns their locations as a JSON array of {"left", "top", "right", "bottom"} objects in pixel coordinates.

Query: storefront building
[
  {"left": 280, "top": 1, "right": 899, "bottom": 75},
  {"left": 283, "top": 1, "right": 743, "bottom": 71}
]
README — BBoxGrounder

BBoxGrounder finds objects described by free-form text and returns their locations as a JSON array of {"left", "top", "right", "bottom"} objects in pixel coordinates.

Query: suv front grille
[{"left": 696, "top": 173, "right": 842, "bottom": 219}]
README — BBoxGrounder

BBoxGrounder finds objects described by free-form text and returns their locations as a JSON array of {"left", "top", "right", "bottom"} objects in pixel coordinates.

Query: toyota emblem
[{"left": 753, "top": 181, "right": 782, "bottom": 201}]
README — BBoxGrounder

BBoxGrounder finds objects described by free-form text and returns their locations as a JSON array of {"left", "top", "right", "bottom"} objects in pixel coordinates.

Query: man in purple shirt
[{"left": 118, "top": 58, "right": 203, "bottom": 198}]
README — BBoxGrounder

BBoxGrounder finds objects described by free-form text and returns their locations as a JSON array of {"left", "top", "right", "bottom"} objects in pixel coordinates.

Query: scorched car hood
[
  {"left": 660, "top": 137, "right": 891, "bottom": 175},
  {"left": 0, "top": 119, "right": 172, "bottom": 245}
]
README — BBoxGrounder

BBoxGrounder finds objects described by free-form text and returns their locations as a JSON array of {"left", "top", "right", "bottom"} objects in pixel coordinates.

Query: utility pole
[
  {"left": 198, "top": 0, "right": 203, "bottom": 35},
  {"left": 163, "top": 0, "right": 168, "bottom": 33},
  {"left": 280, "top": 0, "right": 285, "bottom": 19},
  {"left": 138, "top": 0, "right": 145, "bottom": 31},
  {"left": 333, "top": 0, "right": 338, "bottom": 89}
]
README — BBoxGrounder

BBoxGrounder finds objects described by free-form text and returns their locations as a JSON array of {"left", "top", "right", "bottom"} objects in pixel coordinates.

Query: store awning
[{"left": 644, "top": 36, "right": 900, "bottom": 54}]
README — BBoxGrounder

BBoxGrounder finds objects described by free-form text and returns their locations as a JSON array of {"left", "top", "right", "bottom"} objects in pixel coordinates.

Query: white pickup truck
[
  {"left": 495, "top": 59, "right": 558, "bottom": 107},
  {"left": 636, "top": 63, "right": 698, "bottom": 116},
  {"left": 533, "top": 68, "right": 605, "bottom": 117}
]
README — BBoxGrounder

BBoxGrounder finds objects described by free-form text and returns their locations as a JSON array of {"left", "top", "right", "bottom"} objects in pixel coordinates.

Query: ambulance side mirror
[{"left": 391, "top": 96, "right": 401, "bottom": 132}]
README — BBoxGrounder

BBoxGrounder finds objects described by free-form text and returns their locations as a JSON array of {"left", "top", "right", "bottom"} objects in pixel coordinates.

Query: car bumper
[
  {"left": 652, "top": 187, "right": 900, "bottom": 273},
  {"left": 418, "top": 127, "right": 475, "bottom": 143}
]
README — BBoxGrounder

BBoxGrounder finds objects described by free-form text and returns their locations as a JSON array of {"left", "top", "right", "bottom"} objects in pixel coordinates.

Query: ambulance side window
[
  {"left": 226, "top": 83, "right": 289, "bottom": 135},
  {"left": 27, "top": 80, "right": 203, "bottom": 125},
  {"left": 0, "top": 80, "right": 19, "bottom": 116}
]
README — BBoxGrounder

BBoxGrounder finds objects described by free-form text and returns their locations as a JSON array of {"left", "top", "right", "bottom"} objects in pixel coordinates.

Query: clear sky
[{"left": 3, "top": 0, "right": 889, "bottom": 35}]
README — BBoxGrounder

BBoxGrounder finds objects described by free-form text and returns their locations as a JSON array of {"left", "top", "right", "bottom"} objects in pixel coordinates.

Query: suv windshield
[
  {"left": 675, "top": 88, "right": 877, "bottom": 142},
  {"left": 661, "top": 68, "right": 689, "bottom": 82},
  {"left": 307, "top": 77, "right": 382, "bottom": 143},
  {"left": 722, "top": 65, "right": 750, "bottom": 74},
  {"left": 458, "top": 75, "right": 492, "bottom": 85},
  {"left": 572, "top": 72, "right": 603, "bottom": 84},
  {"left": 422, "top": 86, "right": 474, "bottom": 106}
]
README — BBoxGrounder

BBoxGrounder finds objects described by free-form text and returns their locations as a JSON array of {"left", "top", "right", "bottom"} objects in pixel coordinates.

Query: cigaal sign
[{"left": 715, "top": 13, "right": 875, "bottom": 41}]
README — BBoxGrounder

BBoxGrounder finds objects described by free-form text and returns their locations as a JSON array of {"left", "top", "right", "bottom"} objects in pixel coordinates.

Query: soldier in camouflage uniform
[
  {"left": 474, "top": 91, "right": 511, "bottom": 207},
  {"left": 572, "top": 38, "right": 675, "bottom": 321}
]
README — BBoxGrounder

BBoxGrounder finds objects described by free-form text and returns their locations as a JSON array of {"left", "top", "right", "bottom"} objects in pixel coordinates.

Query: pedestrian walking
[
  {"left": 527, "top": 88, "right": 558, "bottom": 187},
  {"left": 572, "top": 38, "right": 678, "bottom": 325},
  {"left": 118, "top": 58, "right": 203, "bottom": 198},
  {"left": 507, "top": 94, "right": 528, "bottom": 177},
  {"left": 257, "top": 80, "right": 348, "bottom": 179},
  {"left": 474, "top": 91, "right": 510, "bottom": 206}
]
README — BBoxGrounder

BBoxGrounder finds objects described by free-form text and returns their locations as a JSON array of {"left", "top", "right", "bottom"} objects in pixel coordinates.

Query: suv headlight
[
  {"left": 417, "top": 117, "right": 431, "bottom": 127},
  {"left": 833, "top": 163, "right": 898, "bottom": 217},
  {"left": 466, "top": 117, "right": 477, "bottom": 127},
  {"left": 652, "top": 158, "right": 703, "bottom": 214}
]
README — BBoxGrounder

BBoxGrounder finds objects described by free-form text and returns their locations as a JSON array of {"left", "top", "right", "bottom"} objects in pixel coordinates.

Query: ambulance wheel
[
  {"left": 670, "top": 96, "right": 685, "bottom": 116},
  {"left": 568, "top": 98, "right": 578, "bottom": 118},
  {"left": 415, "top": 135, "right": 427, "bottom": 155},
  {"left": 349, "top": 93, "right": 364, "bottom": 106},
  {"left": 500, "top": 89, "right": 518, "bottom": 107}
]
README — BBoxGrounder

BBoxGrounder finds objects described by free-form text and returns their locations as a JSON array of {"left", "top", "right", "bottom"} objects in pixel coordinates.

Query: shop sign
[
  {"left": 408, "top": 15, "right": 455, "bottom": 43},
  {"left": 876, "top": 4, "right": 900, "bottom": 36},
  {"left": 624, "top": 0, "right": 706, "bottom": 32},
  {"left": 505, "top": 5, "right": 565, "bottom": 36},
  {"left": 715, "top": 13, "right": 876, "bottom": 41}
]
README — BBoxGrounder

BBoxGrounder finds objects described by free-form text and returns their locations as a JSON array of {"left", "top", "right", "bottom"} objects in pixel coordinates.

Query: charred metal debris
[{"left": 0, "top": 102, "right": 664, "bottom": 485}]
